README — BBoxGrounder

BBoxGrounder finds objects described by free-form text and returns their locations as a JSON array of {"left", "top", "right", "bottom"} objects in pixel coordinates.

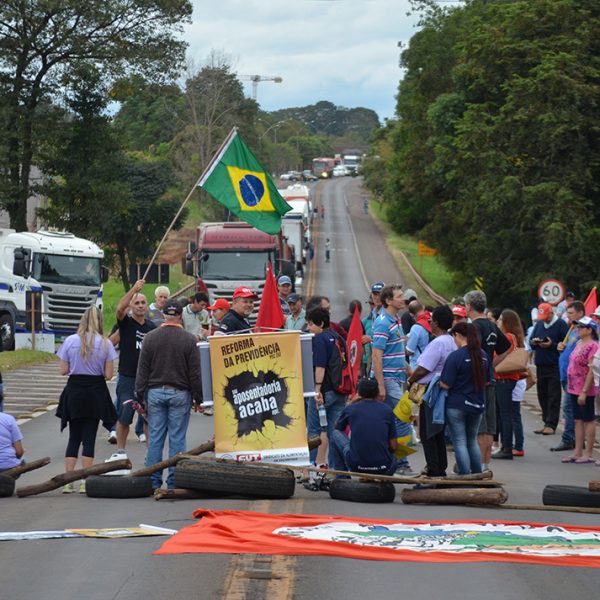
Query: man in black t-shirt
[
  {"left": 464, "top": 290, "right": 511, "bottom": 471},
  {"left": 217, "top": 287, "right": 257, "bottom": 334},
  {"left": 110, "top": 279, "right": 156, "bottom": 462}
]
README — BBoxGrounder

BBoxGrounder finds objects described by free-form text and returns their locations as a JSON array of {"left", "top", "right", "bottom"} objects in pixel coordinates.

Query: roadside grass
[
  {"left": 370, "top": 201, "right": 460, "bottom": 304},
  {"left": 102, "top": 267, "right": 195, "bottom": 332},
  {"left": 0, "top": 349, "right": 58, "bottom": 372}
]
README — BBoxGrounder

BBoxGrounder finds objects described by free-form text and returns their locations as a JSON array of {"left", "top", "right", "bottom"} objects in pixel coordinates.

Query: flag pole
[{"left": 141, "top": 127, "right": 238, "bottom": 281}]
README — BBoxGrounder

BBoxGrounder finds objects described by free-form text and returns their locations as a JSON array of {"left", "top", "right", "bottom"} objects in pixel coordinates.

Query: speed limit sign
[{"left": 538, "top": 279, "right": 566, "bottom": 306}]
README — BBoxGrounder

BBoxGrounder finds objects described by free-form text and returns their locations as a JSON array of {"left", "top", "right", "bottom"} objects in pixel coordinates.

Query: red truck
[{"left": 186, "top": 223, "right": 295, "bottom": 323}]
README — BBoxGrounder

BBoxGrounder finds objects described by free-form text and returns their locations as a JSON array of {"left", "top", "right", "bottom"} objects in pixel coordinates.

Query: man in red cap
[
  {"left": 216, "top": 287, "right": 257, "bottom": 335},
  {"left": 207, "top": 298, "right": 230, "bottom": 335},
  {"left": 530, "top": 302, "right": 569, "bottom": 434}
]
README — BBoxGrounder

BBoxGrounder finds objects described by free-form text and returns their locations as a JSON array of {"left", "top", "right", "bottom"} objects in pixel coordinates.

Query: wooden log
[
  {"left": 500, "top": 503, "right": 600, "bottom": 515},
  {"left": 176, "top": 455, "right": 502, "bottom": 488},
  {"left": 16, "top": 459, "right": 132, "bottom": 498},
  {"left": 401, "top": 486, "right": 508, "bottom": 506},
  {"left": 154, "top": 488, "right": 215, "bottom": 501},
  {"left": 130, "top": 440, "right": 215, "bottom": 477},
  {"left": 1, "top": 457, "right": 50, "bottom": 478},
  {"left": 446, "top": 471, "right": 493, "bottom": 481},
  {"left": 589, "top": 481, "right": 600, "bottom": 492}
]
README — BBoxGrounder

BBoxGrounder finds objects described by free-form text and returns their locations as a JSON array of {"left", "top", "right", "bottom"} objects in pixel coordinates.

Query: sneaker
[
  {"left": 79, "top": 481, "right": 86, "bottom": 494},
  {"left": 203, "top": 407, "right": 214, "bottom": 416},
  {"left": 62, "top": 483, "right": 74, "bottom": 494},
  {"left": 138, "top": 433, "right": 146, "bottom": 443},
  {"left": 108, "top": 430, "right": 117, "bottom": 444},
  {"left": 104, "top": 450, "right": 131, "bottom": 476},
  {"left": 396, "top": 466, "right": 418, "bottom": 477},
  {"left": 512, "top": 449, "right": 525, "bottom": 457}
]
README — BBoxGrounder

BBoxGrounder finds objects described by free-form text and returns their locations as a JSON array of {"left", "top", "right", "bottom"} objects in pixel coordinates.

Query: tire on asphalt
[
  {"left": 85, "top": 475, "right": 153, "bottom": 499},
  {"left": 0, "top": 313, "right": 15, "bottom": 351},
  {"left": 0, "top": 474, "right": 15, "bottom": 498},
  {"left": 542, "top": 484, "right": 600, "bottom": 509},
  {"left": 173, "top": 460, "right": 295, "bottom": 499},
  {"left": 329, "top": 478, "right": 396, "bottom": 503}
]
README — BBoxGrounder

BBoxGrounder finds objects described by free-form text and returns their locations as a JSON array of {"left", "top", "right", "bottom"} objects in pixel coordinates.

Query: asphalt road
[{"left": 1, "top": 177, "right": 599, "bottom": 599}]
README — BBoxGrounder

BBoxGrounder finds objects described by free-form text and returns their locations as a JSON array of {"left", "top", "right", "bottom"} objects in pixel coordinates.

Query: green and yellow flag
[{"left": 199, "top": 130, "right": 292, "bottom": 234}]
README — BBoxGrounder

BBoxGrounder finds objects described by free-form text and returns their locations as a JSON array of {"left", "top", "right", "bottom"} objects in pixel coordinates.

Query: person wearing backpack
[
  {"left": 371, "top": 284, "right": 415, "bottom": 476},
  {"left": 306, "top": 307, "right": 349, "bottom": 470}
]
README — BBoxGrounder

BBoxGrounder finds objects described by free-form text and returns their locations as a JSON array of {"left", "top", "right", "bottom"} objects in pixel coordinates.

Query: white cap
[{"left": 404, "top": 288, "right": 417, "bottom": 301}]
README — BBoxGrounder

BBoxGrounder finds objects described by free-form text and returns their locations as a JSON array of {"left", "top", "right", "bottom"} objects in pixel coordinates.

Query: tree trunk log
[
  {"left": 401, "top": 486, "right": 508, "bottom": 506},
  {"left": 2, "top": 457, "right": 50, "bottom": 478},
  {"left": 500, "top": 503, "right": 600, "bottom": 515},
  {"left": 589, "top": 481, "right": 600, "bottom": 492},
  {"left": 16, "top": 459, "right": 131, "bottom": 498},
  {"left": 153, "top": 488, "right": 214, "bottom": 501},
  {"left": 131, "top": 440, "right": 215, "bottom": 477},
  {"left": 446, "top": 471, "right": 493, "bottom": 481}
]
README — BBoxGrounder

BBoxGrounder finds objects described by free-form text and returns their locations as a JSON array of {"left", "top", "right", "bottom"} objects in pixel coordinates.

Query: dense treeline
[{"left": 364, "top": 0, "right": 600, "bottom": 311}]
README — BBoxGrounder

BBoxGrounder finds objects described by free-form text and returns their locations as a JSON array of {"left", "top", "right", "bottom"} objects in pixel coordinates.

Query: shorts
[
  {"left": 477, "top": 384, "right": 497, "bottom": 436},
  {"left": 570, "top": 394, "right": 596, "bottom": 422},
  {"left": 116, "top": 375, "right": 137, "bottom": 426}
]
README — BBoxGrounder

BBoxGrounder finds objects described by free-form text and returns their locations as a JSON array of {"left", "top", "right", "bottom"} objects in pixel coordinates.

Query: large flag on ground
[
  {"left": 346, "top": 306, "right": 363, "bottom": 393},
  {"left": 156, "top": 508, "right": 600, "bottom": 568},
  {"left": 255, "top": 262, "right": 285, "bottom": 332},
  {"left": 199, "top": 130, "right": 292, "bottom": 234}
]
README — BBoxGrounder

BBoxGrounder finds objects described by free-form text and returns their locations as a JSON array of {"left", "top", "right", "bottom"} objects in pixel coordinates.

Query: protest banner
[{"left": 210, "top": 331, "right": 309, "bottom": 465}]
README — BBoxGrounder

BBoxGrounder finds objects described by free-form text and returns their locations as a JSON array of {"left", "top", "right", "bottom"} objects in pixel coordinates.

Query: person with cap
[
  {"left": 530, "top": 301, "right": 569, "bottom": 435},
  {"left": 135, "top": 298, "right": 203, "bottom": 489},
  {"left": 217, "top": 287, "right": 257, "bottom": 335},
  {"left": 330, "top": 377, "right": 398, "bottom": 475},
  {"left": 561, "top": 316, "right": 598, "bottom": 464},
  {"left": 552, "top": 300, "right": 585, "bottom": 451},
  {"left": 181, "top": 292, "right": 211, "bottom": 340},
  {"left": 370, "top": 282, "right": 385, "bottom": 320},
  {"left": 400, "top": 289, "right": 418, "bottom": 334},
  {"left": 285, "top": 293, "right": 306, "bottom": 331},
  {"left": 451, "top": 304, "right": 468, "bottom": 324},
  {"left": 207, "top": 298, "right": 230, "bottom": 334},
  {"left": 109, "top": 279, "right": 156, "bottom": 457},
  {"left": 277, "top": 275, "right": 293, "bottom": 316}
]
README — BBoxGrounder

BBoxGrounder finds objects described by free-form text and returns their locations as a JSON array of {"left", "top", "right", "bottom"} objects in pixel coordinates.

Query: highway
[{"left": 1, "top": 177, "right": 599, "bottom": 599}]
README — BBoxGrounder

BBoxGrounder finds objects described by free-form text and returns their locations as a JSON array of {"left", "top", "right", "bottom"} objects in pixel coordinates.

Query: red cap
[
  {"left": 207, "top": 298, "right": 230, "bottom": 311},
  {"left": 233, "top": 286, "right": 257, "bottom": 299},
  {"left": 537, "top": 302, "right": 553, "bottom": 319},
  {"left": 451, "top": 305, "right": 467, "bottom": 318}
]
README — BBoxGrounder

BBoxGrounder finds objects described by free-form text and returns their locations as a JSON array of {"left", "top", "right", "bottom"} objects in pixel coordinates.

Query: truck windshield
[
  {"left": 200, "top": 251, "right": 269, "bottom": 280},
  {"left": 33, "top": 254, "right": 101, "bottom": 286}
]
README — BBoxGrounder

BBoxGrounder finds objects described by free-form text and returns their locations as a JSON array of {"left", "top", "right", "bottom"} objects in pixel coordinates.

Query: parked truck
[
  {"left": 186, "top": 223, "right": 296, "bottom": 324},
  {"left": 0, "top": 229, "right": 106, "bottom": 349}
]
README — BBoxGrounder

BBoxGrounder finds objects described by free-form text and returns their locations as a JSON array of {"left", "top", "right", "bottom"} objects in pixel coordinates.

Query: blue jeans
[
  {"left": 384, "top": 378, "right": 411, "bottom": 468},
  {"left": 512, "top": 401, "right": 524, "bottom": 451},
  {"left": 560, "top": 382, "right": 575, "bottom": 444},
  {"left": 330, "top": 429, "right": 397, "bottom": 475},
  {"left": 307, "top": 390, "right": 346, "bottom": 465},
  {"left": 146, "top": 387, "right": 191, "bottom": 489},
  {"left": 445, "top": 408, "right": 483, "bottom": 474}
]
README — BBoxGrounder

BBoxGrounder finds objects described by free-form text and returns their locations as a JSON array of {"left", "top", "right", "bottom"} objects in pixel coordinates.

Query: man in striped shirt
[{"left": 371, "top": 284, "right": 415, "bottom": 475}]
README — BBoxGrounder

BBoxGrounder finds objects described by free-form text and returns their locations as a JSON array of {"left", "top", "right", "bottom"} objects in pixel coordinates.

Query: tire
[
  {"left": 0, "top": 313, "right": 15, "bottom": 351},
  {"left": 85, "top": 475, "right": 153, "bottom": 499},
  {"left": 0, "top": 474, "right": 15, "bottom": 498},
  {"left": 329, "top": 478, "right": 396, "bottom": 503},
  {"left": 542, "top": 484, "right": 600, "bottom": 509},
  {"left": 173, "top": 460, "right": 295, "bottom": 499}
]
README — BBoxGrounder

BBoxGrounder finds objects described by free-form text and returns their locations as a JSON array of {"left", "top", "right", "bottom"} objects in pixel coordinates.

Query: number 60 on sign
[{"left": 538, "top": 279, "right": 565, "bottom": 306}]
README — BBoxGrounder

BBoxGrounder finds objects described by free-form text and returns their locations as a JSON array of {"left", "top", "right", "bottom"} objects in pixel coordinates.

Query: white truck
[{"left": 0, "top": 229, "right": 106, "bottom": 349}]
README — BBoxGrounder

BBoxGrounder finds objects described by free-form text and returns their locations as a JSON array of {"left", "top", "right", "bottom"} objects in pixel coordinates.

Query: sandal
[
  {"left": 541, "top": 428, "right": 555, "bottom": 435},
  {"left": 574, "top": 457, "right": 594, "bottom": 464},
  {"left": 561, "top": 456, "right": 578, "bottom": 463}
]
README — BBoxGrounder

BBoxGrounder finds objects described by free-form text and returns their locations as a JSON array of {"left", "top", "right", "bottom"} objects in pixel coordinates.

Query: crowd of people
[{"left": 2, "top": 276, "right": 600, "bottom": 493}]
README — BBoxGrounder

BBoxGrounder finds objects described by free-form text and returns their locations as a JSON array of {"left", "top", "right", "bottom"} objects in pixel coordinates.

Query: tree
[{"left": 0, "top": 0, "right": 191, "bottom": 231}]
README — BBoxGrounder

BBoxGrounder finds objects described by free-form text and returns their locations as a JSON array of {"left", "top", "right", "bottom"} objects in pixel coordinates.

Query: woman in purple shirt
[{"left": 56, "top": 307, "right": 117, "bottom": 493}]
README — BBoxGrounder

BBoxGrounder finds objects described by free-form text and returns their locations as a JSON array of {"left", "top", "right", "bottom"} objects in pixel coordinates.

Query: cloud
[{"left": 184, "top": 0, "right": 421, "bottom": 119}]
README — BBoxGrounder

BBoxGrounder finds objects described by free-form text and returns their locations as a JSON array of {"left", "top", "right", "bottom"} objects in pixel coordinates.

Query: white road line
[{"left": 343, "top": 186, "right": 370, "bottom": 294}]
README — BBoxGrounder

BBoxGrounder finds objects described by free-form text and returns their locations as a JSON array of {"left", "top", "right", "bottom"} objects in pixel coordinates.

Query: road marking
[
  {"left": 221, "top": 498, "right": 304, "bottom": 600},
  {"left": 342, "top": 185, "right": 370, "bottom": 294},
  {"left": 305, "top": 185, "right": 321, "bottom": 298}
]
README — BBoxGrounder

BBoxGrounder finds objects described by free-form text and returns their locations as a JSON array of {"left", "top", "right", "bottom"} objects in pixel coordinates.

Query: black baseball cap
[{"left": 163, "top": 298, "right": 183, "bottom": 316}]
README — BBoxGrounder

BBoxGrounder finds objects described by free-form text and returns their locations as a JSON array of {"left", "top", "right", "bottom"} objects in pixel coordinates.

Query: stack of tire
[
  {"left": 329, "top": 479, "right": 396, "bottom": 503},
  {"left": 172, "top": 460, "right": 296, "bottom": 499},
  {"left": 0, "top": 474, "right": 16, "bottom": 498},
  {"left": 542, "top": 484, "right": 600, "bottom": 509},
  {"left": 85, "top": 475, "right": 154, "bottom": 499}
]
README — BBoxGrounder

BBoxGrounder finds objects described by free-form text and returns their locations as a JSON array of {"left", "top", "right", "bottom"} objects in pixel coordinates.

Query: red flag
[
  {"left": 346, "top": 306, "right": 364, "bottom": 393},
  {"left": 155, "top": 508, "right": 600, "bottom": 569},
  {"left": 584, "top": 287, "right": 597, "bottom": 316},
  {"left": 255, "top": 262, "right": 285, "bottom": 332}
]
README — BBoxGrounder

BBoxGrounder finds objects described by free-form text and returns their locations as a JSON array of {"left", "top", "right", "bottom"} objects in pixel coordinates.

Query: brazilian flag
[{"left": 199, "top": 130, "right": 292, "bottom": 234}]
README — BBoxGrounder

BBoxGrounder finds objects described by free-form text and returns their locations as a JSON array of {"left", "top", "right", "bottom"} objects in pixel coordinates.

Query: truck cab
[{"left": 0, "top": 229, "right": 105, "bottom": 349}]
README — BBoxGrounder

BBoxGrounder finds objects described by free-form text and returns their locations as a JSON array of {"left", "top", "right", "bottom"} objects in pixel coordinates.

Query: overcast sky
[{"left": 184, "top": 1, "right": 426, "bottom": 122}]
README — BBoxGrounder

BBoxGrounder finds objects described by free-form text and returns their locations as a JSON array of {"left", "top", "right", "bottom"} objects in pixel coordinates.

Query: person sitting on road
[
  {"left": 0, "top": 410, "right": 25, "bottom": 472},
  {"left": 56, "top": 307, "right": 117, "bottom": 494},
  {"left": 330, "top": 377, "right": 397, "bottom": 476}
]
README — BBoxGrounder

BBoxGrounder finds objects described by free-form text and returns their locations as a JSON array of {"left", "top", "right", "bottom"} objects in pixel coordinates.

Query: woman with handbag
[{"left": 493, "top": 310, "right": 527, "bottom": 460}]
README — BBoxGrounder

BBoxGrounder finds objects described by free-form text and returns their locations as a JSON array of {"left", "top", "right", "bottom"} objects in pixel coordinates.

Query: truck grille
[{"left": 44, "top": 292, "right": 98, "bottom": 331}]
